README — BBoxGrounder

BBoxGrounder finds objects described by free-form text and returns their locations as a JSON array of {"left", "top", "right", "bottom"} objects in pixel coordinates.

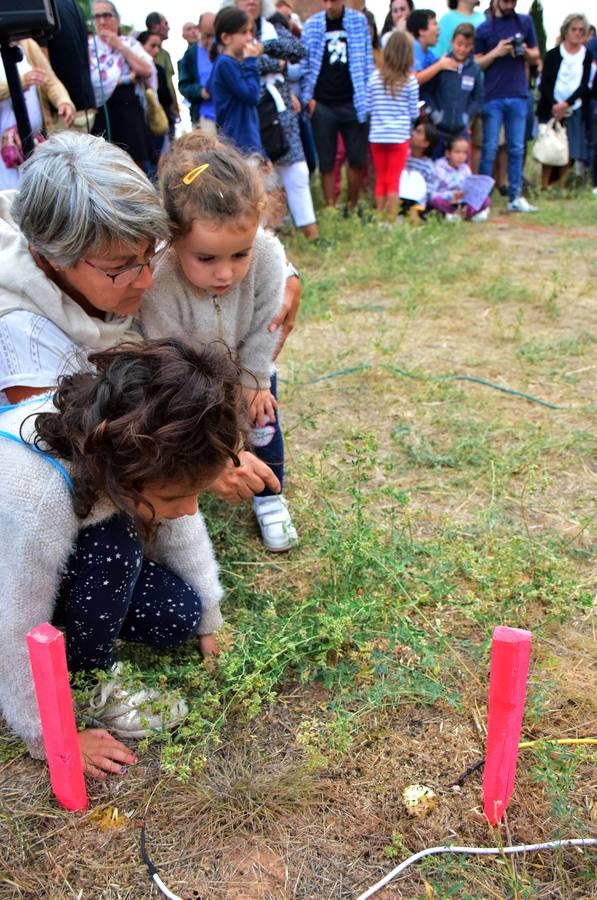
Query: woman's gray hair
[
  {"left": 560, "top": 13, "right": 589, "bottom": 41},
  {"left": 93, "top": 0, "right": 120, "bottom": 20},
  {"left": 12, "top": 132, "right": 169, "bottom": 267}
]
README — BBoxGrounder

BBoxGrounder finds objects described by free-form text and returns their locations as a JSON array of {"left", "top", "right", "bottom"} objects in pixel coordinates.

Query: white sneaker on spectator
[
  {"left": 444, "top": 213, "right": 461, "bottom": 222},
  {"left": 507, "top": 196, "right": 538, "bottom": 213},
  {"left": 253, "top": 494, "right": 298, "bottom": 552},
  {"left": 592, "top": 187, "right": 597, "bottom": 196},
  {"left": 471, "top": 208, "right": 490, "bottom": 223},
  {"left": 87, "top": 663, "right": 188, "bottom": 738}
]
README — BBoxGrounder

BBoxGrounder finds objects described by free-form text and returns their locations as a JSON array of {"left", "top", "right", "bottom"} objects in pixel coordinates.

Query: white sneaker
[
  {"left": 471, "top": 208, "right": 490, "bottom": 223},
  {"left": 253, "top": 494, "right": 298, "bottom": 552},
  {"left": 507, "top": 196, "right": 538, "bottom": 213},
  {"left": 444, "top": 212, "right": 461, "bottom": 222},
  {"left": 592, "top": 187, "right": 597, "bottom": 196},
  {"left": 86, "top": 663, "right": 188, "bottom": 738}
]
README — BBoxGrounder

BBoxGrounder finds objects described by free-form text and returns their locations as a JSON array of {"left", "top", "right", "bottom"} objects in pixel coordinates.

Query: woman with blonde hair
[
  {"left": 536, "top": 13, "right": 592, "bottom": 189},
  {"left": 366, "top": 31, "right": 419, "bottom": 217}
]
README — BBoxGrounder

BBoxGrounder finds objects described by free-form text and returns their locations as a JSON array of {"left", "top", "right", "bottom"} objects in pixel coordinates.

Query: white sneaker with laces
[
  {"left": 253, "top": 494, "right": 298, "bottom": 552},
  {"left": 444, "top": 212, "right": 461, "bottom": 222},
  {"left": 507, "top": 196, "right": 538, "bottom": 213},
  {"left": 86, "top": 663, "right": 188, "bottom": 738},
  {"left": 471, "top": 208, "right": 490, "bottom": 223}
]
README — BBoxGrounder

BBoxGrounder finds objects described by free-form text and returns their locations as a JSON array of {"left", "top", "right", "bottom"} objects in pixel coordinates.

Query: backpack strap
[{"left": 0, "top": 398, "right": 74, "bottom": 494}]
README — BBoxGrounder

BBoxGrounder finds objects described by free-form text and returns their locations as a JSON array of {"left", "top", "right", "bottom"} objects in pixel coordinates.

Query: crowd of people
[
  {"left": 1, "top": 1, "right": 596, "bottom": 213},
  {"left": 0, "top": 0, "right": 595, "bottom": 777}
]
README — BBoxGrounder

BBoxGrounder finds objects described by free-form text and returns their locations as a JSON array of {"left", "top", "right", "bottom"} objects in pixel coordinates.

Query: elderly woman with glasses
[
  {"left": 0, "top": 130, "right": 281, "bottom": 501},
  {"left": 88, "top": 0, "right": 155, "bottom": 167}
]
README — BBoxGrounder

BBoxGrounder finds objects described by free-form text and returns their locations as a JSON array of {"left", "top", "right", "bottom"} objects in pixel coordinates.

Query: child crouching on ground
[
  {"left": 140, "top": 131, "right": 298, "bottom": 552},
  {"left": 0, "top": 339, "right": 243, "bottom": 776},
  {"left": 430, "top": 133, "right": 490, "bottom": 221}
]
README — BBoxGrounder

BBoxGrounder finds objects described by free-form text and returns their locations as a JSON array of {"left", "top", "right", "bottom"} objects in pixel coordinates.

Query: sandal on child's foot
[{"left": 252, "top": 494, "right": 298, "bottom": 553}]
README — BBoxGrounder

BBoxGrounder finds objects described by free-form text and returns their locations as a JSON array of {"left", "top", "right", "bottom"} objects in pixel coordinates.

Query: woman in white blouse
[{"left": 88, "top": 0, "right": 155, "bottom": 167}]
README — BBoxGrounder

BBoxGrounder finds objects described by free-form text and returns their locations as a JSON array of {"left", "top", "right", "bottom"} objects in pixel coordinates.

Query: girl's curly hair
[{"left": 32, "top": 339, "right": 244, "bottom": 534}]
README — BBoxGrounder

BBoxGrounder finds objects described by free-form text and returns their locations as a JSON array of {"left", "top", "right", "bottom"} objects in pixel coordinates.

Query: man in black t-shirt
[{"left": 302, "top": 0, "right": 373, "bottom": 206}]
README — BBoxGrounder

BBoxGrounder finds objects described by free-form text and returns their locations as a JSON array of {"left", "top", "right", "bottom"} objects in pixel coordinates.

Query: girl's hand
[
  {"left": 244, "top": 386, "right": 278, "bottom": 427},
  {"left": 209, "top": 450, "right": 280, "bottom": 502},
  {"left": 198, "top": 633, "right": 220, "bottom": 657},
  {"left": 244, "top": 39, "right": 263, "bottom": 58},
  {"left": 58, "top": 104, "right": 75, "bottom": 127},
  {"left": 78, "top": 728, "right": 137, "bottom": 780},
  {"left": 22, "top": 68, "right": 47, "bottom": 90},
  {"left": 453, "top": 189, "right": 464, "bottom": 201}
]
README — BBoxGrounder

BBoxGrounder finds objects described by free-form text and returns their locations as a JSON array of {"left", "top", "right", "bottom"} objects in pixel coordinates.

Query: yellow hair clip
[{"left": 182, "top": 163, "right": 210, "bottom": 185}]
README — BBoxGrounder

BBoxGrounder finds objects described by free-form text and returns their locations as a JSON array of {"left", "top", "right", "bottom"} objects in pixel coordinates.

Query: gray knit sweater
[
  {"left": 0, "top": 398, "right": 224, "bottom": 759},
  {"left": 139, "top": 227, "right": 285, "bottom": 389}
]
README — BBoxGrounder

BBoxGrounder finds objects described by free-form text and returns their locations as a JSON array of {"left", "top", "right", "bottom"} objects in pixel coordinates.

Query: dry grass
[{"left": 0, "top": 208, "right": 595, "bottom": 898}]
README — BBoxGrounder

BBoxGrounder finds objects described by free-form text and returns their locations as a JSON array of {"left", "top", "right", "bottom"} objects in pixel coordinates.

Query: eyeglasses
[
  {"left": 83, "top": 241, "right": 170, "bottom": 286},
  {"left": 93, "top": 12, "right": 116, "bottom": 19}
]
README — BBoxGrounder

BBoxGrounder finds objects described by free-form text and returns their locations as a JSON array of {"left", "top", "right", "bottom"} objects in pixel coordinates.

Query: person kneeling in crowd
[{"left": 0, "top": 339, "right": 243, "bottom": 778}]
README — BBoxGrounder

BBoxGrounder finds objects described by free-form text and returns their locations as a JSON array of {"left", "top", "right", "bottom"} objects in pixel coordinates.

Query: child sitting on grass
[
  {"left": 430, "top": 133, "right": 490, "bottom": 221},
  {"left": 399, "top": 116, "right": 439, "bottom": 219}
]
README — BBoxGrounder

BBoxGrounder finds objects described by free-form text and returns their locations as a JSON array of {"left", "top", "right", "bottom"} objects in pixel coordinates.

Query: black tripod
[{"left": 0, "top": 38, "right": 35, "bottom": 159}]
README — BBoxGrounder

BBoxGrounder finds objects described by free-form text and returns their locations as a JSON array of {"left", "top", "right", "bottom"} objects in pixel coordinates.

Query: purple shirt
[{"left": 475, "top": 13, "right": 537, "bottom": 100}]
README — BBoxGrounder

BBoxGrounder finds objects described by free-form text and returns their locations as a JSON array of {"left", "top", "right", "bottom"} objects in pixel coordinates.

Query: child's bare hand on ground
[
  {"left": 78, "top": 728, "right": 137, "bottom": 779},
  {"left": 198, "top": 632, "right": 220, "bottom": 657},
  {"left": 243, "top": 386, "right": 277, "bottom": 427},
  {"left": 209, "top": 450, "right": 280, "bottom": 502}
]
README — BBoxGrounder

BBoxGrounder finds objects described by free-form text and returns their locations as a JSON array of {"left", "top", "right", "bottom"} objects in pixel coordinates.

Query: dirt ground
[{"left": 0, "top": 220, "right": 595, "bottom": 898}]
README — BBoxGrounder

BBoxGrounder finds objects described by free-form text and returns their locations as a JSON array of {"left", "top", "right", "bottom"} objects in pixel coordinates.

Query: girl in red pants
[{"left": 366, "top": 31, "right": 419, "bottom": 218}]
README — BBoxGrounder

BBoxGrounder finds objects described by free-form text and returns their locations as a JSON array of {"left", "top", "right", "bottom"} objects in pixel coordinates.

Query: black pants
[{"left": 55, "top": 514, "right": 202, "bottom": 672}]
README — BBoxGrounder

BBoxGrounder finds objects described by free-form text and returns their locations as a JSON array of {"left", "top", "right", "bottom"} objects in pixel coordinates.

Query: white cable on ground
[
  {"left": 356, "top": 838, "right": 597, "bottom": 900},
  {"left": 152, "top": 874, "right": 182, "bottom": 900}
]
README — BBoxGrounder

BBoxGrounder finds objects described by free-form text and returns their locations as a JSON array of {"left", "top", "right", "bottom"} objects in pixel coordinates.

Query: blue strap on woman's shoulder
[{"left": 0, "top": 398, "right": 74, "bottom": 493}]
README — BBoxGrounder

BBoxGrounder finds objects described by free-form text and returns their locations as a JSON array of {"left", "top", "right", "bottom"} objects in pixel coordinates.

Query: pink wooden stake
[
  {"left": 26, "top": 623, "right": 88, "bottom": 811},
  {"left": 482, "top": 625, "right": 532, "bottom": 825}
]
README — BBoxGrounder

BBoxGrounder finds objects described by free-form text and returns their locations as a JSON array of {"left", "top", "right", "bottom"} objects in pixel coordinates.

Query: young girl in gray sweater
[{"left": 141, "top": 132, "right": 297, "bottom": 553}]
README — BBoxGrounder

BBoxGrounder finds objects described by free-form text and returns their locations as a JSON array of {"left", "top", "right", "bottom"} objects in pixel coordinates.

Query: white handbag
[{"left": 532, "top": 118, "right": 569, "bottom": 167}]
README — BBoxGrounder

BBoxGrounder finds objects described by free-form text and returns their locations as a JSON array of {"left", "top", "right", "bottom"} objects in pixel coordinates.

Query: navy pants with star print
[{"left": 54, "top": 514, "right": 203, "bottom": 672}]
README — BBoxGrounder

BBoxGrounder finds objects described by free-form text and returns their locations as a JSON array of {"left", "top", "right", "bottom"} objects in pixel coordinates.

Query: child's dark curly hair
[{"left": 31, "top": 339, "right": 244, "bottom": 532}]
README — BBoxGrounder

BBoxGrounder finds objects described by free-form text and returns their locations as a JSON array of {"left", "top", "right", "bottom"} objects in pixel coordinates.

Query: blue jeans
[
  {"left": 250, "top": 372, "right": 285, "bottom": 497},
  {"left": 480, "top": 97, "right": 528, "bottom": 201}
]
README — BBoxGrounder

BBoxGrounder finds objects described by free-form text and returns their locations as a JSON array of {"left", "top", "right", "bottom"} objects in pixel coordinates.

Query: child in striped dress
[{"left": 366, "top": 31, "right": 419, "bottom": 218}]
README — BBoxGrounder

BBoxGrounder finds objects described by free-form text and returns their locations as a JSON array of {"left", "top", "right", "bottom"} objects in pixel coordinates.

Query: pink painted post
[
  {"left": 26, "top": 623, "right": 88, "bottom": 811},
  {"left": 482, "top": 625, "right": 532, "bottom": 825}
]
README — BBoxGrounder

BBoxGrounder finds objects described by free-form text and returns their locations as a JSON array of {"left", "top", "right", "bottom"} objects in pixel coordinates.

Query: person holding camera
[{"left": 474, "top": 0, "right": 539, "bottom": 212}]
